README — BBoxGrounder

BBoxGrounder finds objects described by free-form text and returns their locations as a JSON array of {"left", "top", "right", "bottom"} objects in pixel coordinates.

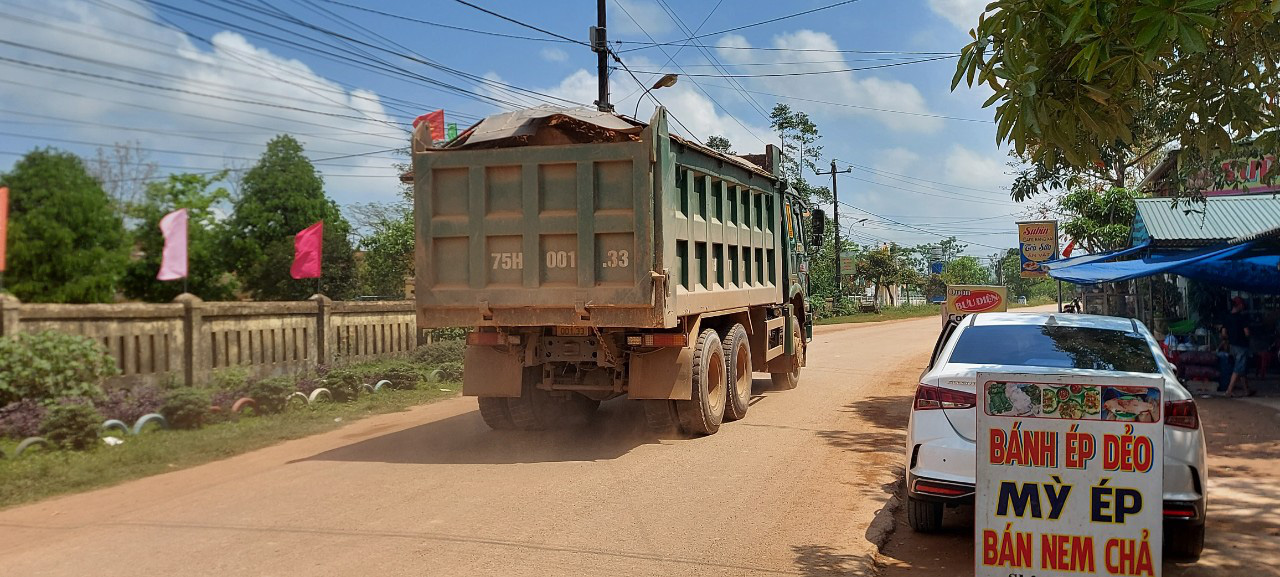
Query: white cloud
[
  {"left": 540, "top": 47, "right": 568, "bottom": 62},
  {"left": 610, "top": 0, "right": 675, "bottom": 37},
  {"left": 928, "top": 0, "right": 988, "bottom": 31},
  {"left": 496, "top": 56, "right": 773, "bottom": 153},
  {"left": 714, "top": 31, "right": 943, "bottom": 133},
  {"left": 942, "top": 144, "right": 1009, "bottom": 190},
  {"left": 0, "top": 0, "right": 406, "bottom": 206}
]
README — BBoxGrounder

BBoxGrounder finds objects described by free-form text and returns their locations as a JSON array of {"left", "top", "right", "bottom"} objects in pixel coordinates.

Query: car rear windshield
[{"left": 947, "top": 324, "right": 1158, "bottom": 372}]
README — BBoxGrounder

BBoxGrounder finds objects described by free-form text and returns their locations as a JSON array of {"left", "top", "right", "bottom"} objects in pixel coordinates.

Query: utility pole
[
  {"left": 591, "top": 0, "right": 612, "bottom": 112},
  {"left": 815, "top": 160, "right": 852, "bottom": 299}
]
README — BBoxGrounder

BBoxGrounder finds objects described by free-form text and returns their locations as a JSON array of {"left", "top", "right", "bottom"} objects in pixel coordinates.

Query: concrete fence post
[
  {"left": 310, "top": 294, "right": 333, "bottom": 366},
  {"left": 0, "top": 293, "right": 20, "bottom": 337},
  {"left": 174, "top": 293, "right": 203, "bottom": 387}
]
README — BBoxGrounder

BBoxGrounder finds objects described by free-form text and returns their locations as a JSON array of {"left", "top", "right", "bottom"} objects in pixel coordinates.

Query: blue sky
[{"left": 0, "top": 0, "right": 1030, "bottom": 254}]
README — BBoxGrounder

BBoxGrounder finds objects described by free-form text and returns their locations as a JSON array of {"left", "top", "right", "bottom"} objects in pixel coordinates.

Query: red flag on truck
[
  {"left": 413, "top": 109, "right": 446, "bottom": 142},
  {"left": 290, "top": 221, "right": 323, "bottom": 280}
]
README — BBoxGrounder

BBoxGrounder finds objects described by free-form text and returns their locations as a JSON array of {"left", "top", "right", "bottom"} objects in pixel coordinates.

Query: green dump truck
[{"left": 412, "top": 106, "right": 822, "bottom": 435}]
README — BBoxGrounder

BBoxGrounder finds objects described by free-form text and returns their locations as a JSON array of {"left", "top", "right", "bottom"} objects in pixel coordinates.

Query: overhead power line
[
  {"left": 630, "top": 54, "right": 957, "bottom": 78},
  {"left": 316, "top": 0, "right": 578, "bottom": 43},
  {"left": 450, "top": 0, "right": 587, "bottom": 46},
  {"left": 839, "top": 200, "right": 1009, "bottom": 250},
  {"left": 619, "top": 0, "right": 865, "bottom": 50},
  {"left": 611, "top": 0, "right": 767, "bottom": 145},
  {"left": 618, "top": 43, "right": 958, "bottom": 56}
]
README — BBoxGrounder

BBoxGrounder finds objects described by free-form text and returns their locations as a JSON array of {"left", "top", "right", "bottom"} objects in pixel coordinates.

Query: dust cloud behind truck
[{"left": 412, "top": 106, "right": 821, "bottom": 435}]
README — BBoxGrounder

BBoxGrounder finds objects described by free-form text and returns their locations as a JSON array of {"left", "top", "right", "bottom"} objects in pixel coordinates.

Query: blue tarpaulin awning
[
  {"left": 1041, "top": 241, "right": 1150, "bottom": 270},
  {"left": 1047, "top": 241, "right": 1280, "bottom": 293}
]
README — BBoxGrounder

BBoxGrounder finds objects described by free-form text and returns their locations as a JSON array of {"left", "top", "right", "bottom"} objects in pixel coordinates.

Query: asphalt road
[{"left": 0, "top": 315, "right": 947, "bottom": 577}]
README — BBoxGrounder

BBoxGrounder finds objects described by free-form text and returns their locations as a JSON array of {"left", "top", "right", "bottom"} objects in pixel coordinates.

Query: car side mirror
[{"left": 810, "top": 208, "right": 826, "bottom": 246}]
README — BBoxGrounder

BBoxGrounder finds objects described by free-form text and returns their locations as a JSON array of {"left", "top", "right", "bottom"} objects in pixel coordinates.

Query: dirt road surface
[{"left": 0, "top": 315, "right": 948, "bottom": 577}]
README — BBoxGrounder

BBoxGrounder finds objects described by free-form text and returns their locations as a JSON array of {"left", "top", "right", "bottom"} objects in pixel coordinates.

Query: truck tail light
[
  {"left": 913, "top": 384, "right": 976, "bottom": 410},
  {"left": 467, "top": 332, "right": 520, "bottom": 346},
  {"left": 625, "top": 333, "right": 688, "bottom": 347},
  {"left": 1165, "top": 399, "right": 1199, "bottom": 429}
]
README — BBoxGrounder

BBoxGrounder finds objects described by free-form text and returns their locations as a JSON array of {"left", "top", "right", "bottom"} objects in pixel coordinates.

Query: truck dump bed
[{"left": 413, "top": 107, "right": 787, "bottom": 329}]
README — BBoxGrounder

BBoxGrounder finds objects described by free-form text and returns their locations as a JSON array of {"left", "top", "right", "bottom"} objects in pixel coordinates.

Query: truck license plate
[{"left": 553, "top": 326, "right": 590, "bottom": 337}]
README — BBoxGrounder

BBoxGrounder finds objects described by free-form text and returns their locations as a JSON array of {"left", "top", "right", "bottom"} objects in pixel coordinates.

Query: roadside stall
[{"left": 1046, "top": 195, "right": 1280, "bottom": 394}]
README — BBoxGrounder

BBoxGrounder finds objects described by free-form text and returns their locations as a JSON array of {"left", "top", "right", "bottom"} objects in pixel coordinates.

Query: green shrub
[
  {"left": 428, "top": 327, "right": 468, "bottom": 341},
  {"left": 208, "top": 367, "right": 250, "bottom": 394},
  {"left": 161, "top": 388, "right": 210, "bottom": 430},
  {"left": 434, "top": 361, "right": 463, "bottom": 382},
  {"left": 321, "top": 368, "right": 361, "bottom": 401},
  {"left": 244, "top": 377, "right": 295, "bottom": 414},
  {"left": 41, "top": 403, "right": 103, "bottom": 450},
  {"left": 377, "top": 362, "right": 432, "bottom": 390},
  {"left": 412, "top": 339, "right": 464, "bottom": 366},
  {"left": 0, "top": 331, "right": 118, "bottom": 405}
]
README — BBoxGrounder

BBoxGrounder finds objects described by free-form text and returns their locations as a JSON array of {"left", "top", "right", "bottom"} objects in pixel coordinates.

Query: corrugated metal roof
[{"left": 1134, "top": 196, "right": 1280, "bottom": 245}]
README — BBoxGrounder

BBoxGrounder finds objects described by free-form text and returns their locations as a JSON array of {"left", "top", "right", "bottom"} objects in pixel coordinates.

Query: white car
[{"left": 905, "top": 312, "right": 1207, "bottom": 561}]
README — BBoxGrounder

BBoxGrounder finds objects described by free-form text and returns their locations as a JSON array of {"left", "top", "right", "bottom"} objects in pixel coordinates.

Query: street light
[{"left": 636, "top": 73, "right": 678, "bottom": 117}]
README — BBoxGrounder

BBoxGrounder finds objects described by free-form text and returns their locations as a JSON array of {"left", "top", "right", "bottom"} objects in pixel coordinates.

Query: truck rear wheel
[
  {"left": 769, "top": 323, "right": 804, "bottom": 391},
  {"left": 723, "top": 323, "right": 752, "bottom": 421},
  {"left": 675, "top": 328, "right": 727, "bottom": 435},
  {"left": 506, "top": 367, "right": 554, "bottom": 430},
  {"left": 477, "top": 397, "right": 516, "bottom": 430},
  {"left": 559, "top": 395, "right": 601, "bottom": 427},
  {"left": 642, "top": 400, "right": 679, "bottom": 432}
]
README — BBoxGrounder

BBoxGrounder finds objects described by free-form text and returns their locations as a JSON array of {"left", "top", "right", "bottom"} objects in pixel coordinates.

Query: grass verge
[
  {"left": 815, "top": 296, "right": 1058, "bottom": 326},
  {"left": 0, "top": 384, "right": 458, "bottom": 510}
]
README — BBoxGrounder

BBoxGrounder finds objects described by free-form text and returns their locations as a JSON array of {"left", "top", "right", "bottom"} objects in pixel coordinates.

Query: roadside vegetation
[
  {"left": 816, "top": 296, "right": 1056, "bottom": 326},
  {"left": 0, "top": 331, "right": 464, "bottom": 509}
]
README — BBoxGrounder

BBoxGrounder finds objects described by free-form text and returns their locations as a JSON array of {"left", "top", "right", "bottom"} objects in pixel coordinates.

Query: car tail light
[
  {"left": 913, "top": 479, "right": 973, "bottom": 497},
  {"left": 1165, "top": 399, "right": 1199, "bottom": 429},
  {"left": 625, "top": 333, "right": 688, "bottom": 347},
  {"left": 467, "top": 332, "right": 520, "bottom": 346},
  {"left": 1163, "top": 503, "right": 1198, "bottom": 520},
  {"left": 914, "top": 384, "right": 976, "bottom": 410}
]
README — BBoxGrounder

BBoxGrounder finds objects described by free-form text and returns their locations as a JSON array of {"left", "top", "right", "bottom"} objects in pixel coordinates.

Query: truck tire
[
  {"left": 642, "top": 400, "right": 679, "bottom": 432},
  {"left": 770, "top": 323, "right": 804, "bottom": 390},
  {"left": 1165, "top": 522, "right": 1205, "bottom": 562},
  {"left": 723, "top": 323, "right": 752, "bottom": 421},
  {"left": 559, "top": 394, "right": 601, "bottom": 428},
  {"left": 477, "top": 397, "right": 516, "bottom": 430},
  {"left": 506, "top": 367, "right": 554, "bottom": 430},
  {"left": 907, "top": 496, "right": 944, "bottom": 533},
  {"left": 675, "top": 328, "right": 727, "bottom": 435}
]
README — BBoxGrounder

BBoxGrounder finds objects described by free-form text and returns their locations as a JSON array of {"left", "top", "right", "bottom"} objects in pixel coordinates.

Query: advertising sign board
[
  {"left": 976, "top": 372, "right": 1164, "bottom": 577},
  {"left": 840, "top": 251, "right": 857, "bottom": 274},
  {"left": 1019, "top": 220, "right": 1059, "bottom": 278},
  {"left": 942, "top": 285, "right": 1007, "bottom": 326}
]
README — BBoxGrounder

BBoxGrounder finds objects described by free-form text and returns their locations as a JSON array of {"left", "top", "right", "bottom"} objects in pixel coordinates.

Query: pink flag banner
[
  {"left": 0, "top": 186, "right": 8, "bottom": 273},
  {"left": 291, "top": 221, "right": 323, "bottom": 279},
  {"left": 156, "top": 208, "right": 188, "bottom": 281}
]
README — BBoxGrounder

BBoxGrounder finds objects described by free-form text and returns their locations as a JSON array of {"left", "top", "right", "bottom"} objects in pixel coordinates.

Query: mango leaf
[
  {"left": 1136, "top": 20, "right": 1165, "bottom": 48},
  {"left": 1176, "top": 24, "right": 1207, "bottom": 53}
]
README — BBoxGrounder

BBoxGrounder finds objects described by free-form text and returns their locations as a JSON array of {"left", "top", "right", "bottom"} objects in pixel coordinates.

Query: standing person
[{"left": 1223, "top": 296, "right": 1254, "bottom": 398}]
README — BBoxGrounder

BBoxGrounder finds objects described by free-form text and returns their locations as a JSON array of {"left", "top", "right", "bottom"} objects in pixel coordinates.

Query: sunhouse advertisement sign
[
  {"left": 1018, "top": 220, "right": 1059, "bottom": 279},
  {"left": 976, "top": 372, "right": 1164, "bottom": 577}
]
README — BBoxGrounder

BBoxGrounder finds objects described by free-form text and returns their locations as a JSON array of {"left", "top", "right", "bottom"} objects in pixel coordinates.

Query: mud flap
[
  {"left": 462, "top": 345, "right": 524, "bottom": 397},
  {"left": 627, "top": 346, "right": 694, "bottom": 400}
]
